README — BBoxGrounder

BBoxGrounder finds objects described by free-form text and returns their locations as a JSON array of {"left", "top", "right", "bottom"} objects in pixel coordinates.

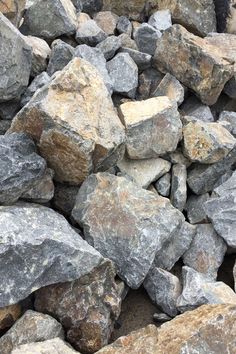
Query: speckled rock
[
  {"left": 0, "top": 305, "right": 21, "bottom": 331},
  {"left": 218, "top": 111, "right": 236, "bottom": 137},
  {"left": 47, "top": 39, "right": 75, "bottom": 76},
  {"left": 0, "top": 0, "right": 26, "bottom": 27},
  {"left": 170, "top": 164, "right": 187, "bottom": 212},
  {"left": 12, "top": 338, "right": 78, "bottom": 354},
  {"left": 134, "top": 23, "right": 161, "bottom": 56},
  {"left": 35, "top": 260, "right": 121, "bottom": 353},
  {"left": 94, "top": 11, "right": 118, "bottom": 35},
  {"left": 154, "top": 173, "right": 171, "bottom": 197},
  {"left": 185, "top": 193, "right": 210, "bottom": 224},
  {"left": 72, "top": 173, "right": 184, "bottom": 288},
  {"left": 118, "top": 97, "right": 182, "bottom": 159},
  {"left": 53, "top": 183, "right": 79, "bottom": 216},
  {"left": 148, "top": 9, "right": 172, "bottom": 32},
  {"left": 21, "top": 72, "right": 50, "bottom": 107},
  {"left": 152, "top": 73, "right": 185, "bottom": 106},
  {"left": 119, "top": 47, "right": 152, "bottom": 72},
  {"left": 9, "top": 58, "right": 125, "bottom": 185},
  {"left": 76, "top": 19, "right": 107, "bottom": 46},
  {"left": 97, "top": 36, "right": 121, "bottom": 60}
]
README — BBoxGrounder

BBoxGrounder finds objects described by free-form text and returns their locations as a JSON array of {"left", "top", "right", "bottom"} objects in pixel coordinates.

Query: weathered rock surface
[
  {"left": 35, "top": 260, "right": 121, "bottom": 353},
  {"left": 94, "top": 11, "right": 118, "bottom": 35},
  {"left": 47, "top": 39, "right": 75, "bottom": 76},
  {"left": 0, "top": 101, "right": 21, "bottom": 120},
  {"left": 72, "top": 173, "right": 184, "bottom": 288},
  {"left": 21, "top": 72, "right": 50, "bottom": 107},
  {"left": 117, "top": 16, "right": 132, "bottom": 36},
  {"left": 9, "top": 58, "right": 125, "bottom": 185},
  {"left": 0, "top": 310, "right": 64, "bottom": 354},
  {"left": 81, "top": 0, "right": 103, "bottom": 15},
  {"left": 0, "top": 304, "right": 21, "bottom": 331},
  {"left": 0, "top": 202, "right": 104, "bottom": 306},
  {"left": 0, "top": 0, "right": 26, "bottom": 27},
  {"left": 12, "top": 338, "right": 79, "bottom": 354},
  {"left": 170, "top": 164, "right": 187, "bottom": 212},
  {"left": 76, "top": 19, "right": 108, "bottom": 46},
  {"left": 185, "top": 193, "right": 210, "bottom": 224},
  {"left": 118, "top": 33, "right": 138, "bottom": 50},
  {"left": 152, "top": 73, "right": 185, "bottom": 106},
  {"left": 154, "top": 173, "right": 171, "bottom": 197},
  {"left": 118, "top": 97, "right": 182, "bottom": 159}
]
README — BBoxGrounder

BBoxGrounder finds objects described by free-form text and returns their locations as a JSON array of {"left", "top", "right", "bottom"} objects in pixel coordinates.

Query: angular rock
[
  {"left": 117, "top": 156, "right": 171, "bottom": 188},
  {"left": 94, "top": 11, "right": 118, "bottom": 35},
  {"left": 213, "top": 169, "right": 234, "bottom": 190},
  {"left": 183, "top": 224, "right": 227, "bottom": 279},
  {"left": 81, "top": 0, "right": 103, "bottom": 15},
  {"left": 21, "top": 72, "right": 50, "bottom": 107},
  {"left": 218, "top": 111, "right": 236, "bottom": 137},
  {"left": 138, "top": 68, "right": 163, "bottom": 100},
  {"left": 97, "top": 36, "right": 121, "bottom": 60},
  {"left": 170, "top": 164, "right": 187, "bottom": 212},
  {"left": 180, "top": 95, "right": 214, "bottom": 123},
  {"left": 183, "top": 121, "right": 236, "bottom": 164},
  {"left": 213, "top": 170, "right": 236, "bottom": 197},
  {"left": 153, "top": 25, "right": 234, "bottom": 105},
  {"left": 0, "top": 202, "right": 104, "bottom": 307},
  {"left": 117, "top": 16, "right": 132, "bottom": 36},
  {"left": 12, "top": 338, "right": 78, "bottom": 354},
  {"left": 0, "top": 14, "right": 32, "bottom": 102},
  {"left": 72, "top": 173, "right": 184, "bottom": 288},
  {"left": 154, "top": 173, "right": 171, "bottom": 197},
  {"left": 148, "top": 9, "right": 172, "bottom": 32},
  {"left": 76, "top": 19, "right": 107, "bottom": 46},
  {"left": 0, "top": 310, "right": 64, "bottom": 354},
  {"left": 134, "top": 23, "right": 161, "bottom": 56},
  {"left": 166, "top": 149, "right": 191, "bottom": 167},
  {"left": 0, "top": 0, "right": 26, "bottom": 27},
  {"left": 53, "top": 183, "right": 79, "bottom": 216},
  {"left": 35, "top": 260, "right": 121, "bottom": 353},
  {"left": 22, "top": 0, "right": 77, "bottom": 39},
  {"left": 119, "top": 47, "right": 152, "bottom": 72},
  {"left": 9, "top": 58, "right": 125, "bottom": 185},
  {"left": 47, "top": 39, "right": 75, "bottom": 76},
  {"left": 224, "top": 76, "right": 236, "bottom": 99},
  {"left": 118, "top": 33, "right": 138, "bottom": 50},
  {"left": 144, "top": 267, "right": 181, "bottom": 317},
  {"left": 118, "top": 97, "right": 182, "bottom": 159},
  {"left": 185, "top": 193, "right": 210, "bottom": 224},
  {"left": 0, "top": 304, "right": 21, "bottom": 331},
  {"left": 152, "top": 73, "right": 185, "bottom": 106},
  {"left": 107, "top": 53, "right": 138, "bottom": 98}
]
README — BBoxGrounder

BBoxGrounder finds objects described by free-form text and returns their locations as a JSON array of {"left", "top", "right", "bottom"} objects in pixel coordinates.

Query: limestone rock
[
  {"left": 12, "top": 338, "right": 78, "bottom": 354},
  {"left": 47, "top": 39, "right": 75, "bottom": 76},
  {"left": 0, "top": 304, "right": 21, "bottom": 331},
  {"left": 134, "top": 23, "right": 161, "bottom": 56},
  {"left": 170, "top": 164, "right": 187, "bottom": 212},
  {"left": 94, "top": 11, "right": 118, "bottom": 35},
  {"left": 152, "top": 73, "right": 185, "bottom": 106},
  {"left": 76, "top": 19, "right": 107, "bottom": 46},
  {"left": 154, "top": 173, "right": 171, "bottom": 197},
  {"left": 118, "top": 97, "right": 182, "bottom": 159},
  {"left": 9, "top": 58, "right": 125, "bottom": 185},
  {"left": 72, "top": 173, "right": 184, "bottom": 288},
  {"left": 148, "top": 9, "right": 172, "bottom": 32},
  {"left": 97, "top": 36, "right": 121, "bottom": 60},
  {"left": 53, "top": 183, "right": 79, "bottom": 216},
  {"left": 21, "top": 72, "right": 50, "bottom": 107},
  {"left": 119, "top": 47, "right": 152, "bottom": 72},
  {"left": 0, "top": 0, "right": 26, "bottom": 27},
  {"left": 185, "top": 193, "right": 210, "bottom": 224}
]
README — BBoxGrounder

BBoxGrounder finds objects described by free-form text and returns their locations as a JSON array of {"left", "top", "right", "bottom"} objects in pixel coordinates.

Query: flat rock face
[
  {"left": 9, "top": 58, "right": 125, "bottom": 185},
  {"left": 0, "top": 304, "right": 21, "bottom": 331},
  {"left": 218, "top": 111, "right": 236, "bottom": 137},
  {"left": 0, "top": 0, "right": 26, "bottom": 27},
  {"left": 35, "top": 260, "right": 121, "bottom": 353},
  {"left": 0, "top": 202, "right": 104, "bottom": 307},
  {"left": 0, "top": 310, "right": 64, "bottom": 354},
  {"left": 0, "top": 13, "right": 32, "bottom": 102},
  {"left": 12, "top": 338, "right": 79, "bottom": 354},
  {"left": 152, "top": 73, "right": 185, "bottom": 106},
  {"left": 72, "top": 173, "right": 184, "bottom": 289},
  {"left": 118, "top": 97, "right": 182, "bottom": 159},
  {"left": 153, "top": 25, "right": 234, "bottom": 105},
  {"left": 154, "top": 173, "right": 171, "bottom": 197}
]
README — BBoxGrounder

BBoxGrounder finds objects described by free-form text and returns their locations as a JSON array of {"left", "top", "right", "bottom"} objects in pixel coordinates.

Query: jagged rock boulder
[{"left": 12, "top": 338, "right": 79, "bottom": 354}]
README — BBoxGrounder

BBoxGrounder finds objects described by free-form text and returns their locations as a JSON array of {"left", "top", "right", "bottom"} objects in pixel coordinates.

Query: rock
[
  {"left": 117, "top": 16, "right": 132, "bottom": 36},
  {"left": 0, "top": 14, "right": 32, "bottom": 102},
  {"left": 76, "top": 19, "right": 107, "bottom": 46},
  {"left": 180, "top": 95, "right": 214, "bottom": 123},
  {"left": 0, "top": 201, "right": 104, "bottom": 307},
  {"left": 9, "top": 58, "right": 125, "bottom": 185},
  {"left": 47, "top": 39, "right": 75, "bottom": 76},
  {"left": 118, "top": 33, "right": 138, "bottom": 50},
  {"left": 154, "top": 173, "right": 171, "bottom": 197},
  {"left": 21, "top": 72, "right": 50, "bottom": 107},
  {"left": 134, "top": 23, "right": 161, "bottom": 56},
  {"left": 0, "top": 0, "right": 26, "bottom": 27},
  {"left": 218, "top": 111, "right": 236, "bottom": 137},
  {"left": 0, "top": 310, "right": 64, "bottom": 354},
  {"left": 107, "top": 53, "right": 138, "bottom": 98},
  {"left": 74, "top": 45, "right": 113, "bottom": 93},
  {"left": 138, "top": 68, "right": 163, "bottom": 100},
  {"left": 0, "top": 133, "right": 46, "bottom": 205},
  {"left": 119, "top": 47, "right": 152, "bottom": 72},
  {"left": 71, "top": 0, "right": 82, "bottom": 11},
  {"left": 213, "top": 169, "right": 234, "bottom": 190},
  {"left": 157, "top": 0, "right": 216, "bottom": 36},
  {"left": 94, "top": 11, "right": 118, "bottom": 35},
  {"left": 117, "top": 156, "right": 171, "bottom": 188},
  {"left": 234, "top": 261, "right": 236, "bottom": 292},
  {"left": 22, "top": 0, "right": 77, "bottom": 39},
  {"left": 0, "top": 120, "right": 11, "bottom": 135},
  {"left": 183, "top": 224, "right": 227, "bottom": 280},
  {"left": 213, "top": 170, "right": 236, "bottom": 197},
  {"left": 154, "top": 221, "right": 196, "bottom": 271},
  {"left": 166, "top": 149, "right": 191, "bottom": 167},
  {"left": 12, "top": 338, "right": 78, "bottom": 354},
  {"left": 153, "top": 25, "right": 234, "bottom": 105},
  {"left": 0, "top": 305, "right": 21, "bottom": 331},
  {"left": 224, "top": 76, "right": 236, "bottom": 99},
  {"left": 97, "top": 36, "right": 121, "bottom": 60},
  {"left": 152, "top": 73, "right": 185, "bottom": 106},
  {"left": 118, "top": 97, "right": 182, "bottom": 159},
  {"left": 53, "top": 183, "right": 79, "bottom": 216},
  {"left": 81, "top": 0, "right": 103, "bottom": 15},
  {"left": 23, "top": 36, "right": 51, "bottom": 77},
  {"left": 185, "top": 193, "right": 210, "bottom": 224},
  {"left": 153, "top": 313, "right": 172, "bottom": 323},
  {"left": 72, "top": 173, "right": 184, "bottom": 288},
  {"left": 35, "top": 260, "right": 121, "bottom": 353},
  {"left": 177, "top": 267, "right": 236, "bottom": 312},
  {"left": 148, "top": 9, "right": 172, "bottom": 32},
  {"left": 0, "top": 101, "right": 21, "bottom": 120},
  {"left": 144, "top": 267, "right": 181, "bottom": 317},
  {"left": 170, "top": 164, "right": 187, "bottom": 212},
  {"left": 183, "top": 121, "right": 236, "bottom": 164}
]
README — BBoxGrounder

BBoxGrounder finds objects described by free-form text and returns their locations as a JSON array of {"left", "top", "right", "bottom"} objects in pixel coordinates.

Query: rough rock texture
[
  {"left": 76, "top": 19, "right": 108, "bottom": 46},
  {"left": 0, "top": 304, "right": 21, "bottom": 331},
  {"left": 47, "top": 39, "right": 75, "bottom": 76},
  {"left": 118, "top": 33, "right": 138, "bottom": 50},
  {"left": 0, "top": 310, "right": 64, "bottom": 354},
  {"left": 154, "top": 173, "right": 171, "bottom": 197},
  {"left": 185, "top": 193, "right": 210, "bottom": 224},
  {"left": 119, "top": 48, "right": 151, "bottom": 72},
  {"left": 21, "top": 72, "right": 50, "bottom": 107},
  {"left": 118, "top": 97, "right": 182, "bottom": 159},
  {"left": 72, "top": 173, "right": 184, "bottom": 288},
  {"left": 0, "top": 101, "right": 21, "bottom": 120},
  {"left": 152, "top": 73, "right": 185, "bottom": 106},
  {"left": 180, "top": 96, "right": 214, "bottom": 123},
  {"left": 170, "top": 164, "right": 187, "bottom": 212},
  {"left": 94, "top": 11, "right": 118, "bottom": 35},
  {"left": 97, "top": 36, "right": 121, "bottom": 60},
  {"left": 0, "top": 0, "right": 26, "bottom": 27},
  {"left": 117, "top": 16, "right": 132, "bottom": 36},
  {"left": 35, "top": 260, "right": 121, "bottom": 353},
  {"left": 0, "top": 202, "right": 104, "bottom": 307},
  {"left": 0, "top": 13, "right": 32, "bottom": 102},
  {"left": 148, "top": 9, "right": 172, "bottom": 32},
  {"left": 153, "top": 25, "right": 234, "bottom": 105},
  {"left": 9, "top": 58, "right": 125, "bottom": 185},
  {"left": 12, "top": 338, "right": 79, "bottom": 354},
  {"left": 134, "top": 23, "right": 161, "bottom": 56},
  {"left": 213, "top": 170, "right": 236, "bottom": 197}
]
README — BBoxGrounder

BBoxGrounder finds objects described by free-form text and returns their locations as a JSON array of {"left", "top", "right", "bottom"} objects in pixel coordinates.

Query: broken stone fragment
[
  {"left": 134, "top": 23, "right": 161, "bottom": 56},
  {"left": 93, "top": 11, "right": 119, "bottom": 35},
  {"left": 97, "top": 36, "right": 121, "bottom": 60},
  {"left": 152, "top": 73, "right": 185, "bottom": 106},
  {"left": 180, "top": 95, "right": 214, "bottom": 123},
  {"left": 81, "top": 0, "right": 103, "bottom": 15},
  {"left": 12, "top": 338, "right": 79, "bottom": 354},
  {"left": 154, "top": 173, "right": 171, "bottom": 197},
  {"left": 47, "top": 39, "right": 75, "bottom": 76},
  {"left": 148, "top": 9, "right": 172, "bottom": 32},
  {"left": 170, "top": 164, "right": 187, "bottom": 212},
  {"left": 76, "top": 19, "right": 107, "bottom": 46},
  {"left": 117, "top": 16, "right": 132, "bottom": 36},
  {"left": 119, "top": 47, "right": 152, "bottom": 72},
  {"left": 218, "top": 111, "right": 236, "bottom": 137}
]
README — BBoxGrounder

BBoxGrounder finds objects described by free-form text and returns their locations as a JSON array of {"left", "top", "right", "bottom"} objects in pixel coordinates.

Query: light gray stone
[
  {"left": 47, "top": 39, "right": 75, "bottom": 76},
  {"left": 218, "top": 111, "right": 236, "bottom": 137},
  {"left": 97, "top": 36, "right": 121, "bottom": 60},
  {"left": 117, "top": 16, "right": 132, "bottom": 36},
  {"left": 21, "top": 72, "right": 50, "bottom": 107},
  {"left": 148, "top": 9, "right": 172, "bottom": 32},
  {"left": 180, "top": 96, "right": 214, "bottom": 122},
  {"left": 119, "top": 47, "right": 152, "bottom": 72},
  {"left": 213, "top": 170, "right": 236, "bottom": 197},
  {"left": 154, "top": 173, "right": 171, "bottom": 197},
  {"left": 213, "top": 170, "right": 234, "bottom": 189},
  {"left": 76, "top": 19, "right": 107, "bottom": 46},
  {"left": 134, "top": 23, "right": 161, "bottom": 56},
  {"left": 170, "top": 164, "right": 187, "bottom": 212},
  {"left": 185, "top": 193, "right": 210, "bottom": 224},
  {"left": 12, "top": 338, "right": 78, "bottom": 354},
  {"left": 152, "top": 73, "right": 185, "bottom": 106}
]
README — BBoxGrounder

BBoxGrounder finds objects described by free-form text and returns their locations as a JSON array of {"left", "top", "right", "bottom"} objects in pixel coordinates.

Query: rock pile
[{"left": 0, "top": 0, "right": 235, "bottom": 353}]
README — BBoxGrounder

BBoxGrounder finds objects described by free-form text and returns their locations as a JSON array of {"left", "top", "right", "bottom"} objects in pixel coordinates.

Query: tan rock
[
  {"left": 9, "top": 58, "right": 125, "bottom": 185},
  {"left": 94, "top": 11, "right": 119, "bottom": 35},
  {"left": 0, "top": 0, "right": 26, "bottom": 27},
  {"left": 77, "top": 12, "right": 90, "bottom": 26},
  {"left": 0, "top": 304, "right": 21, "bottom": 331}
]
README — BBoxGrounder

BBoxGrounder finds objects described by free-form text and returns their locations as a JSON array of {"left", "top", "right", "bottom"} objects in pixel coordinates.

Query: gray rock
[
  {"left": 93, "top": 11, "right": 118, "bottom": 35},
  {"left": 0, "top": 120, "right": 11, "bottom": 135},
  {"left": 213, "top": 170, "right": 234, "bottom": 189},
  {"left": 97, "top": 36, "right": 121, "bottom": 60},
  {"left": 76, "top": 19, "right": 107, "bottom": 46},
  {"left": 152, "top": 73, "right": 185, "bottom": 106},
  {"left": 180, "top": 96, "right": 214, "bottom": 122},
  {"left": 185, "top": 193, "right": 210, "bottom": 224},
  {"left": 0, "top": 202, "right": 104, "bottom": 307},
  {"left": 0, "top": 101, "right": 21, "bottom": 120},
  {"left": 72, "top": 173, "right": 184, "bottom": 289},
  {"left": 81, "top": 0, "right": 103, "bottom": 15},
  {"left": 118, "top": 33, "right": 138, "bottom": 50},
  {"left": 148, "top": 9, "right": 172, "bottom": 32},
  {"left": 0, "top": 133, "right": 46, "bottom": 205},
  {"left": 0, "top": 310, "right": 64, "bottom": 354},
  {"left": 134, "top": 23, "right": 161, "bottom": 55},
  {"left": 119, "top": 47, "right": 152, "bottom": 72},
  {"left": 144, "top": 267, "right": 181, "bottom": 317},
  {"left": 154, "top": 173, "right": 171, "bottom": 197},
  {"left": 21, "top": 72, "right": 50, "bottom": 107},
  {"left": 107, "top": 53, "right": 138, "bottom": 98},
  {"left": 224, "top": 76, "right": 236, "bottom": 99},
  {"left": 117, "top": 16, "right": 132, "bottom": 36},
  {"left": 170, "top": 164, "right": 187, "bottom": 212},
  {"left": 154, "top": 221, "right": 196, "bottom": 271},
  {"left": 218, "top": 111, "right": 236, "bottom": 137},
  {"left": 71, "top": 0, "right": 82, "bottom": 11},
  {"left": 0, "top": 14, "right": 32, "bottom": 102},
  {"left": 47, "top": 39, "right": 75, "bottom": 76},
  {"left": 166, "top": 149, "right": 191, "bottom": 167},
  {"left": 213, "top": 170, "right": 236, "bottom": 197},
  {"left": 22, "top": 0, "right": 77, "bottom": 39},
  {"left": 53, "top": 183, "right": 79, "bottom": 216},
  {"left": 183, "top": 224, "right": 227, "bottom": 280},
  {"left": 138, "top": 68, "right": 164, "bottom": 100},
  {"left": 12, "top": 338, "right": 78, "bottom": 354}
]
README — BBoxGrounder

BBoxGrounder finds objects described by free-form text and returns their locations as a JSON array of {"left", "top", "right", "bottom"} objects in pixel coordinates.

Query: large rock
[
  {"left": 0, "top": 305, "right": 21, "bottom": 331},
  {"left": 153, "top": 25, "right": 234, "bottom": 105},
  {"left": 35, "top": 260, "right": 121, "bottom": 353},
  {"left": 12, "top": 338, "right": 79, "bottom": 354},
  {"left": 72, "top": 173, "right": 184, "bottom": 288},
  {"left": 0, "top": 133, "right": 46, "bottom": 205},
  {"left": 0, "top": 202, "right": 104, "bottom": 307},
  {"left": 9, "top": 58, "right": 125, "bottom": 185},
  {"left": 0, "top": 0, "right": 26, "bottom": 27},
  {"left": 118, "top": 97, "right": 182, "bottom": 159},
  {"left": 0, "top": 13, "right": 32, "bottom": 102},
  {"left": 0, "top": 310, "right": 64, "bottom": 354}
]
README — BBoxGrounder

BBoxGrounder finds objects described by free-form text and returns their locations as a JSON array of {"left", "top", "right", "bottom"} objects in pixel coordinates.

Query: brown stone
[
  {"left": 0, "top": 0, "right": 26, "bottom": 27},
  {"left": 0, "top": 304, "right": 21, "bottom": 331},
  {"left": 93, "top": 11, "right": 119, "bottom": 35}
]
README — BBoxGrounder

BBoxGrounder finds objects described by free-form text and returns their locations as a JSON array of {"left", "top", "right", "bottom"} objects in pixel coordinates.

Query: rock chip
[
  {"left": 94, "top": 11, "right": 118, "bottom": 35},
  {"left": 0, "top": 0, "right": 26, "bottom": 27},
  {"left": 134, "top": 23, "right": 161, "bottom": 56},
  {"left": 21, "top": 72, "right": 50, "bottom": 107},
  {"left": 47, "top": 39, "right": 75, "bottom": 76},
  {"left": 154, "top": 173, "right": 171, "bottom": 197},
  {"left": 170, "top": 164, "right": 187, "bottom": 212},
  {"left": 185, "top": 193, "right": 210, "bottom": 224},
  {"left": 97, "top": 36, "right": 121, "bottom": 60},
  {"left": 76, "top": 19, "right": 107, "bottom": 46},
  {"left": 148, "top": 9, "right": 172, "bottom": 32},
  {"left": 152, "top": 73, "right": 185, "bottom": 106},
  {"left": 12, "top": 338, "right": 78, "bottom": 354},
  {"left": 0, "top": 305, "right": 21, "bottom": 331}
]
